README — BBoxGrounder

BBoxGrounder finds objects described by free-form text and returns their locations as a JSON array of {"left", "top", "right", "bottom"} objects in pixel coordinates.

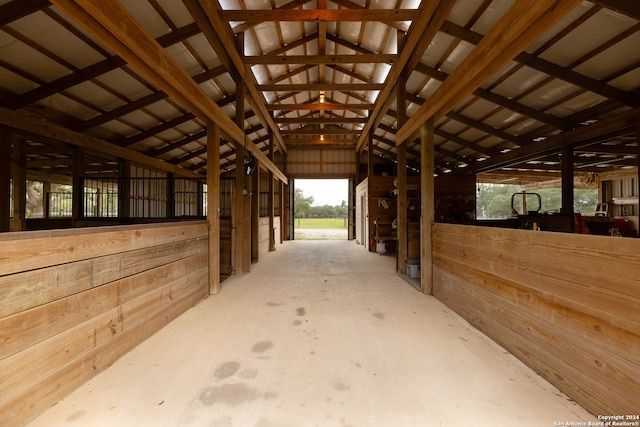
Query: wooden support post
[
  {"left": 208, "top": 121, "right": 221, "bottom": 294},
  {"left": 397, "top": 143, "right": 408, "bottom": 271},
  {"left": 420, "top": 118, "right": 434, "bottom": 295},
  {"left": 233, "top": 31, "right": 248, "bottom": 274},
  {"left": 11, "top": 138, "right": 26, "bottom": 232},
  {"left": 396, "top": 29, "right": 408, "bottom": 273},
  {"left": 561, "top": 145, "right": 574, "bottom": 231},
  {"left": 118, "top": 160, "right": 131, "bottom": 219},
  {"left": 42, "top": 181, "right": 51, "bottom": 218},
  {"left": 367, "top": 132, "right": 374, "bottom": 177},
  {"left": 251, "top": 163, "right": 259, "bottom": 263},
  {"left": 242, "top": 171, "right": 252, "bottom": 271},
  {"left": 289, "top": 180, "right": 294, "bottom": 240},
  {"left": 71, "top": 147, "right": 85, "bottom": 226},
  {"left": 279, "top": 180, "right": 285, "bottom": 243},
  {"left": 233, "top": 150, "right": 245, "bottom": 275},
  {"left": 167, "top": 172, "right": 175, "bottom": 219},
  {"left": 282, "top": 151, "right": 290, "bottom": 242},
  {"left": 0, "top": 126, "right": 11, "bottom": 232},
  {"left": 268, "top": 132, "right": 275, "bottom": 251}
]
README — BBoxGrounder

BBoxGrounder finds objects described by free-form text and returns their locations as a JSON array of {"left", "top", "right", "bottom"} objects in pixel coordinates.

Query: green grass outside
[{"left": 295, "top": 217, "right": 347, "bottom": 229}]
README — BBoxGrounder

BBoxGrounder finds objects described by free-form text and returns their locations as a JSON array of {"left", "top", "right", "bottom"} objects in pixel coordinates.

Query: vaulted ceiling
[{"left": 1, "top": 0, "right": 638, "bottom": 183}]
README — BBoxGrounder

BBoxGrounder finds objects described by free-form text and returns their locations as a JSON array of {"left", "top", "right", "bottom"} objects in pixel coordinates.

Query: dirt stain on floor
[
  {"left": 199, "top": 383, "right": 256, "bottom": 406},
  {"left": 215, "top": 361, "right": 240, "bottom": 380},
  {"left": 252, "top": 341, "right": 274, "bottom": 353}
]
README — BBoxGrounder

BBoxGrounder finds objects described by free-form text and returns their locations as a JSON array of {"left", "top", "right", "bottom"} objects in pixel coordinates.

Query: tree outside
[
  {"left": 294, "top": 188, "right": 348, "bottom": 220},
  {"left": 476, "top": 183, "right": 599, "bottom": 219},
  {"left": 294, "top": 188, "right": 314, "bottom": 220},
  {"left": 294, "top": 188, "right": 348, "bottom": 239}
]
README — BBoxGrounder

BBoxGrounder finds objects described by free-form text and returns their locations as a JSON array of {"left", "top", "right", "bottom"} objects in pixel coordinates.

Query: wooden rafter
[
  {"left": 0, "top": 0, "right": 51, "bottom": 26},
  {"left": 244, "top": 54, "right": 397, "bottom": 65},
  {"left": 474, "top": 108, "right": 640, "bottom": 173},
  {"left": 49, "top": 0, "right": 287, "bottom": 182},
  {"left": 1, "top": 0, "right": 638, "bottom": 182},
  {"left": 218, "top": 9, "right": 421, "bottom": 22},
  {"left": 266, "top": 103, "right": 373, "bottom": 111},
  {"left": 188, "top": 0, "right": 288, "bottom": 155},
  {"left": 355, "top": 0, "right": 451, "bottom": 152},
  {"left": 396, "top": 0, "right": 583, "bottom": 145},
  {"left": 258, "top": 83, "right": 383, "bottom": 91}
]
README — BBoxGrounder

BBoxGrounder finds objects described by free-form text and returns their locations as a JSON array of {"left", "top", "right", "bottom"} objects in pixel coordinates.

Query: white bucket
[{"left": 405, "top": 260, "right": 420, "bottom": 278}]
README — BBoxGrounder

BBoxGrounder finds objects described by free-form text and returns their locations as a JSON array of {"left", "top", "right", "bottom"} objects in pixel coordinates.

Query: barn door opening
[{"left": 293, "top": 179, "right": 349, "bottom": 240}]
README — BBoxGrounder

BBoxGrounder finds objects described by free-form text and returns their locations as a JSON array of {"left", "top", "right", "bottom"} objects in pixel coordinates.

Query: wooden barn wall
[
  {"left": 258, "top": 216, "right": 281, "bottom": 258},
  {"left": 0, "top": 222, "right": 209, "bottom": 427},
  {"left": 287, "top": 148, "right": 356, "bottom": 178},
  {"left": 432, "top": 223, "right": 639, "bottom": 416}
]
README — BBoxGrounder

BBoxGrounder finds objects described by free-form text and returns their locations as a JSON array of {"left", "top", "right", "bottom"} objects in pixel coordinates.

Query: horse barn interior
[{"left": 1, "top": 0, "right": 639, "bottom": 425}]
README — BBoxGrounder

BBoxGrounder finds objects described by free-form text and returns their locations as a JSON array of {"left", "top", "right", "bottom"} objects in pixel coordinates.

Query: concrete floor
[{"left": 28, "top": 240, "right": 596, "bottom": 427}]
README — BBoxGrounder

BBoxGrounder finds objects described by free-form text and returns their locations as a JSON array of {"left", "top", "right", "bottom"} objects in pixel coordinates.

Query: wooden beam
[
  {"left": 561, "top": 146, "right": 574, "bottom": 222},
  {"left": 5, "top": 23, "right": 204, "bottom": 111},
  {"left": 0, "top": 106, "right": 203, "bottom": 179},
  {"left": 189, "top": 0, "right": 288, "bottom": 156},
  {"left": 420, "top": 119, "right": 434, "bottom": 295},
  {"left": 275, "top": 117, "right": 367, "bottom": 124},
  {"left": 234, "top": 34, "right": 248, "bottom": 274},
  {"left": 367, "top": 132, "right": 374, "bottom": 177},
  {"left": 396, "top": 0, "right": 582, "bottom": 145},
  {"left": 0, "top": 126, "right": 12, "bottom": 232},
  {"left": 251, "top": 164, "right": 259, "bottom": 263},
  {"left": 244, "top": 54, "right": 397, "bottom": 65},
  {"left": 397, "top": 29, "right": 408, "bottom": 273},
  {"left": 218, "top": 9, "right": 421, "bottom": 22},
  {"left": 474, "top": 108, "right": 640, "bottom": 173},
  {"left": 355, "top": 0, "right": 449, "bottom": 152},
  {"left": 283, "top": 138, "right": 357, "bottom": 145},
  {"left": 267, "top": 103, "right": 373, "bottom": 111},
  {"left": 207, "top": 122, "right": 221, "bottom": 294},
  {"left": 234, "top": 146, "right": 246, "bottom": 274},
  {"left": 261, "top": 34, "right": 317, "bottom": 57},
  {"left": 318, "top": 0, "right": 327, "bottom": 83},
  {"left": 280, "top": 128, "right": 360, "bottom": 135},
  {"left": 592, "top": 0, "right": 640, "bottom": 20},
  {"left": 258, "top": 83, "right": 384, "bottom": 91},
  {"left": 229, "top": 0, "right": 314, "bottom": 34},
  {"left": 268, "top": 132, "right": 275, "bottom": 251},
  {"left": 118, "top": 114, "right": 196, "bottom": 148},
  {"left": 75, "top": 66, "right": 229, "bottom": 132},
  {"left": 70, "top": 146, "right": 83, "bottom": 225},
  {"left": 0, "top": 0, "right": 51, "bottom": 27},
  {"left": 439, "top": 20, "right": 639, "bottom": 108},
  {"left": 50, "top": 0, "right": 287, "bottom": 184}
]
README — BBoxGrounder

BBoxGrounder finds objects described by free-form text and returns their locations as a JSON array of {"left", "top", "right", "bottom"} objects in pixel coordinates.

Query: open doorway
[{"left": 293, "top": 179, "right": 349, "bottom": 240}]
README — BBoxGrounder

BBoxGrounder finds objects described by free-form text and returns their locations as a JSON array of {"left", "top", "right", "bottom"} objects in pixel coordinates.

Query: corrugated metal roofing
[{"left": 0, "top": 0, "right": 638, "bottom": 181}]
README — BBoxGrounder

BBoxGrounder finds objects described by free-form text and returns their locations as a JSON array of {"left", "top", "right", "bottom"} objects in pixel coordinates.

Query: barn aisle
[{"left": 28, "top": 240, "right": 595, "bottom": 427}]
